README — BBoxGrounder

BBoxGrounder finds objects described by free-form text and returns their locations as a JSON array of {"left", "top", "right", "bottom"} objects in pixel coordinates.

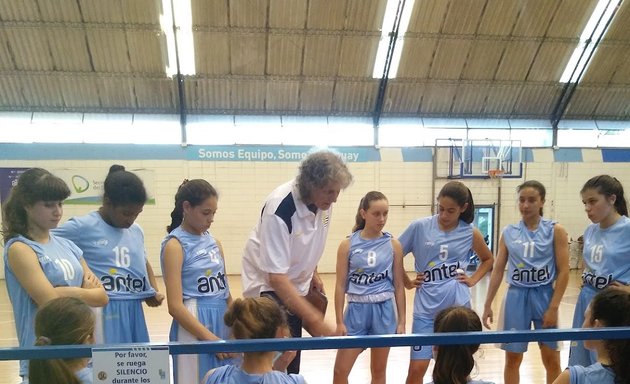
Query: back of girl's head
[
  {"left": 166, "top": 179, "right": 218, "bottom": 233},
  {"left": 29, "top": 297, "right": 95, "bottom": 384},
  {"left": 1, "top": 168, "right": 70, "bottom": 242},
  {"left": 438, "top": 181, "right": 475, "bottom": 224},
  {"left": 581, "top": 175, "right": 628, "bottom": 216},
  {"left": 224, "top": 297, "right": 287, "bottom": 340},
  {"left": 518, "top": 180, "right": 546, "bottom": 216},
  {"left": 103, "top": 164, "right": 147, "bottom": 207},
  {"left": 353, "top": 191, "right": 387, "bottom": 232},
  {"left": 432, "top": 306, "right": 482, "bottom": 384},
  {"left": 590, "top": 287, "right": 630, "bottom": 383}
]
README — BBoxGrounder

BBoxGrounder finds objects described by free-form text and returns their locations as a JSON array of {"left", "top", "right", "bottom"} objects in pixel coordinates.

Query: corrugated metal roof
[
  {"left": 267, "top": 34, "right": 304, "bottom": 76},
  {"left": 265, "top": 80, "right": 300, "bottom": 111},
  {"left": 270, "top": 0, "right": 307, "bottom": 29},
  {"left": 333, "top": 81, "right": 378, "bottom": 113},
  {"left": 195, "top": 32, "right": 230, "bottom": 75},
  {"left": 0, "top": 0, "right": 627, "bottom": 119},
  {"left": 302, "top": 35, "right": 341, "bottom": 76},
  {"left": 299, "top": 80, "right": 334, "bottom": 112}
]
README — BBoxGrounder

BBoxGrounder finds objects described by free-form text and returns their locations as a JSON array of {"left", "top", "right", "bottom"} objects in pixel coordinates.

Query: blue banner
[{"left": 189, "top": 145, "right": 380, "bottom": 162}]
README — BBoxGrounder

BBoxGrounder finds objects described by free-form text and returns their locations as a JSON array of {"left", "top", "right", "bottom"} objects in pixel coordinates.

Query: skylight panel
[
  {"left": 372, "top": 0, "right": 415, "bottom": 79},
  {"left": 559, "top": 0, "right": 621, "bottom": 83},
  {"left": 160, "top": 0, "right": 196, "bottom": 76}
]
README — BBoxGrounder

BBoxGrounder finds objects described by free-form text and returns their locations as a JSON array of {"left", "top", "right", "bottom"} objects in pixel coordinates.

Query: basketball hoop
[{"left": 487, "top": 169, "right": 504, "bottom": 179}]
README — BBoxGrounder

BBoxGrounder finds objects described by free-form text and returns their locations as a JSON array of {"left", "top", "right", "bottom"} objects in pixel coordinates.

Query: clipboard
[
  {"left": 303, "top": 286, "right": 328, "bottom": 336},
  {"left": 305, "top": 285, "right": 328, "bottom": 315}
]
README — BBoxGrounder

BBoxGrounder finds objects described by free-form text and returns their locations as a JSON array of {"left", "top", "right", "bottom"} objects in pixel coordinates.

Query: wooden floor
[{"left": 0, "top": 271, "right": 584, "bottom": 384}]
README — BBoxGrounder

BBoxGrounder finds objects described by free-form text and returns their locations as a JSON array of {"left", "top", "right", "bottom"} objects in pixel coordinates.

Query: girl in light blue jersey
[
  {"left": 161, "top": 179, "right": 235, "bottom": 384},
  {"left": 554, "top": 287, "right": 630, "bottom": 384},
  {"left": 430, "top": 306, "right": 494, "bottom": 384},
  {"left": 569, "top": 175, "right": 630, "bottom": 367},
  {"left": 482, "top": 180, "right": 569, "bottom": 384},
  {"left": 400, "top": 181, "right": 494, "bottom": 384},
  {"left": 54, "top": 164, "right": 164, "bottom": 344},
  {"left": 29, "top": 297, "right": 95, "bottom": 384},
  {"left": 1, "top": 168, "right": 108, "bottom": 382},
  {"left": 333, "top": 191, "right": 405, "bottom": 384},
  {"left": 203, "top": 297, "right": 305, "bottom": 384}
]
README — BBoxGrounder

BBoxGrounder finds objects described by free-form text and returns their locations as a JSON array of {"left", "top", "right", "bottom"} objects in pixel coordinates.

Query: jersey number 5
[{"left": 439, "top": 245, "right": 448, "bottom": 261}]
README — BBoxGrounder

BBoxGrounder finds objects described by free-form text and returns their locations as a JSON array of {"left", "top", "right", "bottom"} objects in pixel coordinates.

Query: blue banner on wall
[
  {"left": 0, "top": 144, "right": 380, "bottom": 162},
  {"left": 190, "top": 145, "right": 380, "bottom": 162}
]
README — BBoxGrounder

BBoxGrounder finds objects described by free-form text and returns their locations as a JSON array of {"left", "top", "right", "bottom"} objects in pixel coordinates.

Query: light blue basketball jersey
[
  {"left": 568, "top": 362, "right": 615, "bottom": 384},
  {"left": 53, "top": 211, "right": 155, "bottom": 299},
  {"left": 3, "top": 234, "right": 84, "bottom": 377},
  {"left": 399, "top": 215, "right": 472, "bottom": 318},
  {"left": 570, "top": 215, "right": 630, "bottom": 366},
  {"left": 160, "top": 226, "right": 230, "bottom": 300},
  {"left": 580, "top": 215, "right": 630, "bottom": 290},
  {"left": 346, "top": 231, "right": 394, "bottom": 296},
  {"left": 204, "top": 365, "right": 306, "bottom": 384},
  {"left": 503, "top": 218, "right": 557, "bottom": 287}
]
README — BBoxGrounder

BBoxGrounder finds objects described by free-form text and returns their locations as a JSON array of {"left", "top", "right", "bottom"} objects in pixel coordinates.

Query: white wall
[{"left": 0, "top": 147, "right": 620, "bottom": 279}]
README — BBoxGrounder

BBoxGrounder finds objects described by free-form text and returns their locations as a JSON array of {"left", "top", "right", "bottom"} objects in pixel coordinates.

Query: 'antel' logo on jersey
[
  {"left": 582, "top": 270, "right": 613, "bottom": 290},
  {"left": 349, "top": 269, "right": 389, "bottom": 285},
  {"left": 197, "top": 269, "right": 228, "bottom": 293},
  {"left": 101, "top": 270, "right": 147, "bottom": 292},
  {"left": 511, "top": 263, "right": 551, "bottom": 283},
  {"left": 422, "top": 261, "right": 462, "bottom": 282}
]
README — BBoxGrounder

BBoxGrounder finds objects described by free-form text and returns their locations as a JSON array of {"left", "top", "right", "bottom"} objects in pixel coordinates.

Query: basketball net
[{"left": 487, "top": 169, "right": 504, "bottom": 179}]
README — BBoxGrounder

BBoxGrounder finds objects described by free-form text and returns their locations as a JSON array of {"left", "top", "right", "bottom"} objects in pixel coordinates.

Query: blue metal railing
[{"left": 3, "top": 327, "right": 630, "bottom": 361}]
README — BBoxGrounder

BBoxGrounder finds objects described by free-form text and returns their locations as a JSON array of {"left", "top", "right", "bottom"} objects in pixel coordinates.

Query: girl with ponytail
[
  {"left": 482, "top": 180, "right": 569, "bottom": 384},
  {"left": 556, "top": 287, "right": 630, "bottom": 384},
  {"left": 399, "top": 180, "right": 494, "bottom": 383},
  {"left": 29, "top": 297, "right": 95, "bottom": 384},
  {"left": 2, "top": 168, "right": 107, "bottom": 382},
  {"left": 54, "top": 164, "right": 164, "bottom": 344},
  {"left": 569, "top": 175, "right": 630, "bottom": 367},
  {"left": 430, "top": 306, "right": 493, "bottom": 384},
  {"left": 203, "top": 297, "right": 305, "bottom": 384},
  {"left": 333, "top": 191, "right": 406, "bottom": 384},
  {"left": 160, "top": 179, "right": 236, "bottom": 384}
]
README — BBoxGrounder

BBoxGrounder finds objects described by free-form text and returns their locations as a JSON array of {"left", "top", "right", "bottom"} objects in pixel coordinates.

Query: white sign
[
  {"left": 92, "top": 346, "right": 169, "bottom": 384},
  {"left": 52, "top": 168, "right": 156, "bottom": 205}
]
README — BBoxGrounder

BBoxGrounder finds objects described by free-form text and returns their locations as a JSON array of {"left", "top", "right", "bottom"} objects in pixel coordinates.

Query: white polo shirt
[{"left": 242, "top": 179, "right": 331, "bottom": 297}]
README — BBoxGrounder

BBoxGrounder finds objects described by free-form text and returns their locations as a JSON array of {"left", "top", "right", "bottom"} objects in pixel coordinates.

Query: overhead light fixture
[
  {"left": 372, "top": 0, "right": 415, "bottom": 79},
  {"left": 559, "top": 0, "right": 622, "bottom": 83},
  {"left": 160, "top": 0, "right": 196, "bottom": 76}
]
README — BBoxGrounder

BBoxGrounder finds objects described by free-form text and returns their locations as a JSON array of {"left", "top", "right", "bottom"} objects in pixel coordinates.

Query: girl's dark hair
[
  {"left": 438, "top": 181, "right": 475, "bottom": 224},
  {"left": 29, "top": 297, "right": 95, "bottom": 384},
  {"left": 518, "top": 180, "right": 546, "bottom": 216},
  {"left": 581, "top": 175, "right": 629, "bottom": 216},
  {"left": 1, "top": 168, "right": 70, "bottom": 242},
  {"left": 103, "top": 164, "right": 147, "bottom": 207},
  {"left": 432, "top": 306, "right": 482, "bottom": 384},
  {"left": 296, "top": 150, "right": 353, "bottom": 203},
  {"left": 166, "top": 179, "right": 218, "bottom": 233},
  {"left": 590, "top": 287, "right": 630, "bottom": 383},
  {"left": 224, "top": 297, "right": 288, "bottom": 340},
  {"left": 353, "top": 191, "right": 388, "bottom": 232}
]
